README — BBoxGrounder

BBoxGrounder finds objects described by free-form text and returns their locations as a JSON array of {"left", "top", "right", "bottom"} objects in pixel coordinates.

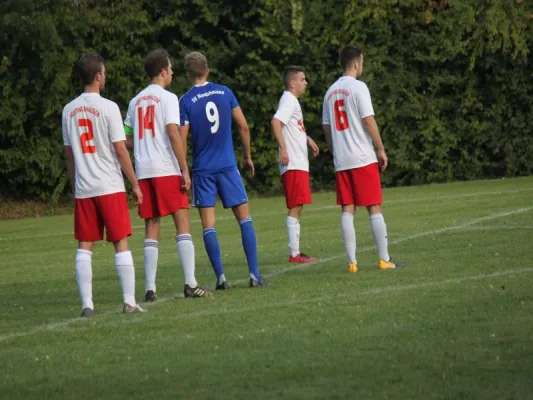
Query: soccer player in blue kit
[{"left": 179, "top": 51, "right": 268, "bottom": 290}]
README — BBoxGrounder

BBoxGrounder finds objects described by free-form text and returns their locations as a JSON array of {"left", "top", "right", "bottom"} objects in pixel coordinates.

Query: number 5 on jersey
[
  {"left": 137, "top": 105, "right": 155, "bottom": 139},
  {"left": 334, "top": 99, "right": 349, "bottom": 131}
]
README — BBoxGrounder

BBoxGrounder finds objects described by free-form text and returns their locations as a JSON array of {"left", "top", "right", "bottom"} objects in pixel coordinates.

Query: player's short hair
[
  {"left": 185, "top": 51, "right": 208, "bottom": 79},
  {"left": 283, "top": 65, "right": 305, "bottom": 89},
  {"left": 144, "top": 49, "right": 170, "bottom": 78},
  {"left": 76, "top": 54, "right": 104, "bottom": 86},
  {"left": 339, "top": 45, "right": 363, "bottom": 70}
]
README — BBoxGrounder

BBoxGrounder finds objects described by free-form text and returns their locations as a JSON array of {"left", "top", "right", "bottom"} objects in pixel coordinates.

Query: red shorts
[
  {"left": 139, "top": 175, "right": 189, "bottom": 219},
  {"left": 74, "top": 192, "right": 132, "bottom": 243},
  {"left": 336, "top": 163, "right": 383, "bottom": 206},
  {"left": 282, "top": 170, "right": 312, "bottom": 209}
]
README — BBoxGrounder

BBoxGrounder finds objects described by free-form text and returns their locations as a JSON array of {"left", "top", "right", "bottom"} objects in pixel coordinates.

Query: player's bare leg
[
  {"left": 287, "top": 205, "right": 317, "bottom": 263},
  {"left": 172, "top": 209, "right": 211, "bottom": 298},
  {"left": 77, "top": 241, "right": 95, "bottom": 317},
  {"left": 233, "top": 203, "right": 268, "bottom": 287},
  {"left": 199, "top": 207, "right": 228, "bottom": 289},
  {"left": 113, "top": 237, "right": 145, "bottom": 313},
  {"left": 366, "top": 204, "right": 405, "bottom": 270},
  {"left": 143, "top": 217, "right": 160, "bottom": 302},
  {"left": 341, "top": 204, "right": 358, "bottom": 272}
]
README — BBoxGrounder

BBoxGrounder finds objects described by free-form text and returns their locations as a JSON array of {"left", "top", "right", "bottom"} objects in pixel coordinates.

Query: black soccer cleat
[
  {"left": 145, "top": 290, "right": 157, "bottom": 302},
  {"left": 184, "top": 284, "right": 212, "bottom": 298},
  {"left": 80, "top": 308, "right": 95, "bottom": 318},
  {"left": 249, "top": 277, "right": 269, "bottom": 288},
  {"left": 216, "top": 280, "right": 230, "bottom": 291}
]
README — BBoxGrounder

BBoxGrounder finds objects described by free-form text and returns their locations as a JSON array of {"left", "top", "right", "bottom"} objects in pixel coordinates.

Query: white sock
[
  {"left": 286, "top": 216, "right": 300, "bottom": 257},
  {"left": 370, "top": 213, "right": 390, "bottom": 261},
  {"left": 143, "top": 239, "right": 158, "bottom": 292},
  {"left": 341, "top": 212, "right": 357, "bottom": 263},
  {"left": 115, "top": 251, "right": 136, "bottom": 306},
  {"left": 177, "top": 234, "right": 197, "bottom": 287},
  {"left": 75, "top": 249, "right": 93, "bottom": 310}
]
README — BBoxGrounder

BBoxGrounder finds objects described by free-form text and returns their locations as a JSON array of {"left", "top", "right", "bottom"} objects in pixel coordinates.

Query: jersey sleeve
[
  {"left": 164, "top": 94, "right": 180, "bottom": 126},
  {"left": 322, "top": 95, "right": 331, "bottom": 125},
  {"left": 62, "top": 107, "right": 71, "bottom": 146},
  {"left": 273, "top": 93, "right": 296, "bottom": 125},
  {"left": 124, "top": 100, "right": 134, "bottom": 135},
  {"left": 108, "top": 102, "right": 127, "bottom": 143},
  {"left": 179, "top": 96, "right": 189, "bottom": 126},
  {"left": 228, "top": 89, "right": 239, "bottom": 110},
  {"left": 356, "top": 83, "right": 375, "bottom": 119}
]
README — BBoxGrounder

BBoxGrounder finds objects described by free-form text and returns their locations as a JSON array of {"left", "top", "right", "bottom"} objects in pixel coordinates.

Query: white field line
[
  {"left": 1, "top": 187, "right": 532, "bottom": 242},
  {"left": 1, "top": 206, "right": 531, "bottom": 343},
  {"left": 1, "top": 266, "right": 532, "bottom": 343}
]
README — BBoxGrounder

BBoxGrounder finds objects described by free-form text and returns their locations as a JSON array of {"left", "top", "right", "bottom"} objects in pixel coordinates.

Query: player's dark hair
[
  {"left": 339, "top": 45, "right": 362, "bottom": 70},
  {"left": 185, "top": 51, "right": 208, "bottom": 79},
  {"left": 283, "top": 65, "right": 305, "bottom": 89},
  {"left": 76, "top": 54, "right": 104, "bottom": 86},
  {"left": 144, "top": 49, "right": 170, "bottom": 78}
]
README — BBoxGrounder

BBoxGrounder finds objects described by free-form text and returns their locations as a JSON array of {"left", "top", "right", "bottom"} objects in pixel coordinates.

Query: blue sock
[
  {"left": 203, "top": 228, "right": 225, "bottom": 282},
  {"left": 239, "top": 217, "right": 261, "bottom": 279}
]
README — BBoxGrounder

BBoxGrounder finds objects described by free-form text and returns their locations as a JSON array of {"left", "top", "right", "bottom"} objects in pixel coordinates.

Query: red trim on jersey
[
  {"left": 336, "top": 163, "right": 382, "bottom": 207},
  {"left": 282, "top": 170, "right": 312, "bottom": 209},
  {"left": 138, "top": 175, "right": 189, "bottom": 219},
  {"left": 74, "top": 192, "right": 132, "bottom": 242}
]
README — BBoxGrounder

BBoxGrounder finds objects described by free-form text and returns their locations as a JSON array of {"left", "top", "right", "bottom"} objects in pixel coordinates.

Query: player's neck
[
  {"left": 343, "top": 69, "right": 358, "bottom": 79},
  {"left": 151, "top": 77, "right": 167, "bottom": 88},
  {"left": 288, "top": 88, "right": 300, "bottom": 98},
  {"left": 192, "top": 77, "right": 208, "bottom": 86},
  {"left": 84, "top": 84, "right": 100, "bottom": 95}
]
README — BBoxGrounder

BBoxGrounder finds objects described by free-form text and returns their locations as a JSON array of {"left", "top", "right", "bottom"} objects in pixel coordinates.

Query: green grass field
[{"left": 1, "top": 177, "right": 533, "bottom": 399}]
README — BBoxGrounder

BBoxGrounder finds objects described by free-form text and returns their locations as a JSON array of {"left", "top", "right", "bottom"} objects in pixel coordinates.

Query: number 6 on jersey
[{"left": 205, "top": 101, "right": 219, "bottom": 134}]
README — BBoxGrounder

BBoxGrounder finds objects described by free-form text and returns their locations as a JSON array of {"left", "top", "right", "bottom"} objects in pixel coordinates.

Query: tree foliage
[{"left": 1, "top": 0, "right": 532, "bottom": 200}]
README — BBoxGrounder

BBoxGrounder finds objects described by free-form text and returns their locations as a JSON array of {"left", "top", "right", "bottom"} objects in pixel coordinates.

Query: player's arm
[
  {"left": 64, "top": 146, "right": 75, "bottom": 194},
  {"left": 306, "top": 136, "right": 319, "bottom": 157},
  {"left": 322, "top": 124, "right": 333, "bottom": 152},
  {"left": 362, "top": 116, "right": 387, "bottom": 171},
  {"left": 232, "top": 106, "right": 255, "bottom": 177},
  {"left": 168, "top": 123, "right": 191, "bottom": 192},
  {"left": 124, "top": 125, "right": 134, "bottom": 150},
  {"left": 178, "top": 124, "right": 189, "bottom": 149},
  {"left": 271, "top": 118, "right": 289, "bottom": 166}
]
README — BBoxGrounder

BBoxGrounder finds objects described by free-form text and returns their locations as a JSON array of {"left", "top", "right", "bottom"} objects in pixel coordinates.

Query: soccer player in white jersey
[
  {"left": 322, "top": 45, "right": 405, "bottom": 272},
  {"left": 124, "top": 49, "right": 211, "bottom": 301},
  {"left": 62, "top": 54, "right": 145, "bottom": 316},
  {"left": 271, "top": 66, "right": 320, "bottom": 263}
]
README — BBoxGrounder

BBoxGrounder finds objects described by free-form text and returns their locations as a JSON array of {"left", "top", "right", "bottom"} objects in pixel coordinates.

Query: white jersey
[
  {"left": 273, "top": 91, "right": 309, "bottom": 175},
  {"left": 62, "top": 93, "right": 126, "bottom": 199},
  {"left": 322, "top": 76, "right": 378, "bottom": 171},
  {"left": 124, "top": 84, "right": 181, "bottom": 179}
]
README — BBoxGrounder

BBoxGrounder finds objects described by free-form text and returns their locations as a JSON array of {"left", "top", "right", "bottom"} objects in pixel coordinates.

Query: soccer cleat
[
  {"left": 289, "top": 253, "right": 318, "bottom": 263},
  {"left": 123, "top": 303, "right": 147, "bottom": 313},
  {"left": 145, "top": 290, "right": 157, "bottom": 302},
  {"left": 184, "top": 284, "right": 213, "bottom": 298},
  {"left": 216, "top": 280, "right": 230, "bottom": 291},
  {"left": 249, "top": 276, "right": 269, "bottom": 288},
  {"left": 348, "top": 262, "right": 358, "bottom": 273},
  {"left": 378, "top": 258, "right": 406, "bottom": 270},
  {"left": 80, "top": 308, "right": 95, "bottom": 318}
]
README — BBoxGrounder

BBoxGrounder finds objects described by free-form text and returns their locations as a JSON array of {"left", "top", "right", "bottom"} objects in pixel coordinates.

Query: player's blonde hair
[{"left": 185, "top": 51, "right": 208, "bottom": 79}]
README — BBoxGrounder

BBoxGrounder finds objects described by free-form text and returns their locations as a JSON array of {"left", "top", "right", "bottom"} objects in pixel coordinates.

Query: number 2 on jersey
[
  {"left": 79, "top": 119, "right": 96, "bottom": 154},
  {"left": 334, "top": 99, "right": 349, "bottom": 131},
  {"left": 205, "top": 101, "right": 219, "bottom": 134},
  {"left": 137, "top": 105, "right": 155, "bottom": 139}
]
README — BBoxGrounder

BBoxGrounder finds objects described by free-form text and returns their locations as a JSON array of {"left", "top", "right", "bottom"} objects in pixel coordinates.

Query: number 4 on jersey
[
  {"left": 334, "top": 99, "right": 349, "bottom": 131},
  {"left": 137, "top": 105, "right": 155, "bottom": 139}
]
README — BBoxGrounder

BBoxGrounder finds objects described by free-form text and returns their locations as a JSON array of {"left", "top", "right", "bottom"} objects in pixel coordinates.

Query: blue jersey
[{"left": 179, "top": 82, "right": 239, "bottom": 175}]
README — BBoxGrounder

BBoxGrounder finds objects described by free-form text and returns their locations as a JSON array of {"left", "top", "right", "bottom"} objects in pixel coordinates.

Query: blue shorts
[{"left": 192, "top": 168, "right": 248, "bottom": 209}]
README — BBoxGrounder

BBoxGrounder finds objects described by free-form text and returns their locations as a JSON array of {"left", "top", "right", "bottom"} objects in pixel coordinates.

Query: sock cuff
[
  {"left": 287, "top": 216, "right": 298, "bottom": 225},
  {"left": 203, "top": 228, "right": 216, "bottom": 236},
  {"left": 76, "top": 249, "right": 92, "bottom": 261},
  {"left": 144, "top": 239, "right": 159, "bottom": 248},
  {"left": 239, "top": 216, "right": 252, "bottom": 226},
  {"left": 177, "top": 233, "right": 193, "bottom": 242},
  {"left": 115, "top": 250, "right": 133, "bottom": 266},
  {"left": 342, "top": 212, "right": 354, "bottom": 220},
  {"left": 370, "top": 213, "right": 384, "bottom": 220}
]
